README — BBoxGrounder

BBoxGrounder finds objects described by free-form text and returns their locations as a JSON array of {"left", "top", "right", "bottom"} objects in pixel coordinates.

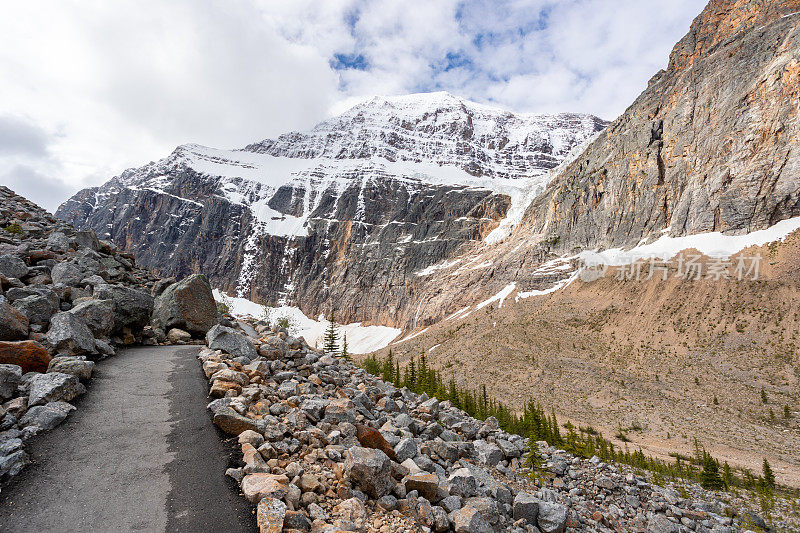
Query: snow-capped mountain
[{"left": 56, "top": 92, "right": 606, "bottom": 326}]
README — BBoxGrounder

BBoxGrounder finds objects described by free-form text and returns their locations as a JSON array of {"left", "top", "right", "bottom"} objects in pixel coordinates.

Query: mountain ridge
[{"left": 56, "top": 93, "right": 605, "bottom": 326}]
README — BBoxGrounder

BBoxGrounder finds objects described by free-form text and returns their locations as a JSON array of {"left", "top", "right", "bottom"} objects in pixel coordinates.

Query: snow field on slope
[{"left": 213, "top": 290, "right": 400, "bottom": 354}]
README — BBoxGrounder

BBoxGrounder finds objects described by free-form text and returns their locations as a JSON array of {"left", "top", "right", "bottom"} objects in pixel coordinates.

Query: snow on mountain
[{"left": 57, "top": 91, "right": 606, "bottom": 328}]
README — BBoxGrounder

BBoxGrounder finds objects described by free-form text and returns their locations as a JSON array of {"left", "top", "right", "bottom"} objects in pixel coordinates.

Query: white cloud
[{"left": 0, "top": 0, "right": 706, "bottom": 212}]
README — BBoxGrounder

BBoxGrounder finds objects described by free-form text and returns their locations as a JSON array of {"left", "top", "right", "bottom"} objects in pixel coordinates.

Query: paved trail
[{"left": 0, "top": 345, "right": 255, "bottom": 533}]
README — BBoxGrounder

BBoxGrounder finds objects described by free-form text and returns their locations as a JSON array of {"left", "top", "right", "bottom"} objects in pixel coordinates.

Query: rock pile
[
  {"left": 0, "top": 186, "right": 218, "bottom": 482},
  {"left": 200, "top": 322, "right": 759, "bottom": 533}
]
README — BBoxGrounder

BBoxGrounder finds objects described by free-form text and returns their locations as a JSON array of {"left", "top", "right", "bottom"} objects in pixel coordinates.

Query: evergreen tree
[
  {"left": 323, "top": 313, "right": 340, "bottom": 354},
  {"left": 340, "top": 333, "right": 350, "bottom": 361},
  {"left": 722, "top": 461, "right": 733, "bottom": 489},
  {"left": 700, "top": 451, "right": 725, "bottom": 490},
  {"left": 763, "top": 458, "right": 776, "bottom": 488}
]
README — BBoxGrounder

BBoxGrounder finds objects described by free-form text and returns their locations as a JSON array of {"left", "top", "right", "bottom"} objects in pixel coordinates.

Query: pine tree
[
  {"left": 700, "top": 451, "right": 725, "bottom": 490},
  {"left": 761, "top": 387, "right": 769, "bottom": 404},
  {"left": 763, "top": 458, "right": 776, "bottom": 488},
  {"left": 340, "top": 333, "right": 350, "bottom": 361},
  {"left": 722, "top": 461, "right": 733, "bottom": 489},
  {"left": 323, "top": 313, "right": 339, "bottom": 354},
  {"left": 784, "top": 404, "right": 791, "bottom": 419}
]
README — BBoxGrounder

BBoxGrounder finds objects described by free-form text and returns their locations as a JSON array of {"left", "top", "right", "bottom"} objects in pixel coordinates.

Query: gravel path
[{"left": 0, "top": 345, "right": 255, "bottom": 533}]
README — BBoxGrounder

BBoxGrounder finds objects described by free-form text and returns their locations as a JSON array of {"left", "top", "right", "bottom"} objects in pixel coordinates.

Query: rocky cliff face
[
  {"left": 522, "top": 0, "right": 800, "bottom": 251},
  {"left": 345, "top": 0, "right": 800, "bottom": 330},
  {"left": 57, "top": 93, "right": 604, "bottom": 326}
]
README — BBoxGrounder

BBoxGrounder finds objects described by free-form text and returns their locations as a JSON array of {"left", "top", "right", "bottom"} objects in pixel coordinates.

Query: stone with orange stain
[
  {"left": 0, "top": 340, "right": 51, "bottom": 373},
  {"left": 209, "top": 379, "right": 241, "bottom": 398},
  {"left": 356, "top": 423, "right": 398, "bottom": 462}
]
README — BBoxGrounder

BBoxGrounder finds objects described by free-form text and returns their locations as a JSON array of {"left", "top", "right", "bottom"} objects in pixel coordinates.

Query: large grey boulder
[
  {"left": 18, "top": 401, "right": 75, "bottom": 431},
  {"left": 394, "top": 437, "right": 419, "bottom": 462},
  {"left": 152, "top": 274, "right": 218, "bottom": 335},
  {"left": 473, "top": 440, "right": 503, "bottom": 467},
  {"left": 94, "top": 284, "right": 153, "bottom": 333},
  {"left": 448, "top": 468, "right": 478, "bottom": 498},
  {"left": 0, "top": 364, "right": 22, "bottom": 400},
  {"left": 343, "top": 446, "right": 393, "bottom": 499},
  {"left": 46, "top": 232, "right": 70, "bottom": 253},
  {"left": 67, "top": 299, "right": 114, "bottom": 337},
  {"left": 0, "top": 450, "right": 29, "bottom": 478},
  {"left": 12, "top": 294, "right": 59, "bottom": 327},
  {"left": 512, "top": 492, "right": 539, "bottom": 525},
  {"left": 0, "top": 255, "right": 28, "bottom": 279},
  {"left": 0, "top": 300, "right": 29, "bottom": 341},
  {"left": 205, "top": 325, "right": 257, "bottom": 360},
  {"left": 73, "top": 230, "right": 101, "bottom": 251},
  {"left": 537, "top": 501, "right": 568, "bottom": 533},
  {"left": 50, "top": 261, "right": 84, "bottom": 287},
  {"left": 46, "top": 312, "right": 96, "bottom": 355},
  {"left": 28, "top": 372, "right": 86, "bottom": 406}
]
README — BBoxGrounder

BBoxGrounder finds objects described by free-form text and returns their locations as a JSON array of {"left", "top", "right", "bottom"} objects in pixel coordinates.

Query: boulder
[
  {"left": 152, "top": 274, "right": 218, "bottom": 335},
  {"left": 300, "top": 398, "right": 329, "bottom": 422},
  {"left": 205, "top": 324, "right": 257, "bottom": 360},
  {"left": 324, "top": 398, "right": 357, "bottom": 425},
  {"left": 73, "top": 230, "right": 101, "bottom": 251},
  {"left": 513, "top": 492, "right": 539, "bottom": 525},
  {"left": 332, "top": 498, "right": 367, "bottom": 530},
  {"left": 0, "top": 450, "right": 29, "bottom": 478},
  {"left": 473, "top": 440, "right": 503, "bottom": 467},
  {"left": 404, "top": 472, "right": 438, "bottom": 501},
  {"left": 256, "top": 497, "right": 286, "bottom": 533},
  {"left": 343, "top": 446, "right": 394, "bottom": 499},
  {"left": 12, "top": 294, "right": 59, "bottom": 327},
  {"left": 46, "top": 312, "right": 96, "bottom": 355},
  {"left": 464, "top": 497, "right": 500, "bottom": 525},
  {"left": 167, "top": 328, "right": 192, "bottom": 343},
  {"left": 394, "top": 437, "right": 419, "bottom": 462},
  {"left": 0, "top": 300, "right": 28, "bottom": 340},
  {"left": 449, "top": 506, "right": 492, "bottom": 533},
  {"left": 0, "top": 255, "right": 28, "bottom": 279},
  {"left": 448, "top": 468, "right": 478, "bottom": 498},
  {"left": 28, "top": 372, "right": 86, "bottom": 406},
  {"left": 46, "top": 232, "right": 70, "bottom": 253},
  {"left": 94, "top": 284, "right": 154, "bottom": 333},
  {"left": 355, "top": 423, "right": 397, "bottom": 461},
  {"left": 213, "top": 406, "right": 264, "bottom": 435},
  {"left": 50, "top": 261, "right": 84, "bottom": 286},
  {"left": 537, "top": 501, "right": 568, "bottom": 533},
  {"left": 67, "top": 299, "right": 114, "bottom": 337},
  {"left": 0, "top": 340, "right": 52, "bottom": 373},
  {"left": 241, "top": 473, "right": 289, "bottom": 503},
  {"left": 0, "top": 364, "right": 22, "bottom": 400},
  {"left": 18, "top": 401, "right": 75, "bottom": 431},
  {"left": 47, "top": 356, "right": 94, "bottom": 381}
]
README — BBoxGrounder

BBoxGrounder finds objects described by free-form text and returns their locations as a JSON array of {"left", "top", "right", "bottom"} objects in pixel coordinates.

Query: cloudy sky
[{"left": 0, "top": 0, "right": 706, "bottom": 212}]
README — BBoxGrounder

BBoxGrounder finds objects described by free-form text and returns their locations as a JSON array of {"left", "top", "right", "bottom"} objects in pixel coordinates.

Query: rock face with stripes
[
  {"left": 56, "top": 93, "right": 604, "bottom": 327},
  {"left": 522, "top": 0, "right": 800, "bottom": 252}
]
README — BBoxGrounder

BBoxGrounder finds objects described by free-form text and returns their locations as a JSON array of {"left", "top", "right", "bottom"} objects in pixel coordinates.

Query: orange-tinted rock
[
  {"left": 0, "top": 340, "right": 51, "bottom": 373},
  {"left": 355, "top": 423, "right": 398, "bottom": 462},
  {"left": 27, "top": 249, "right": 55, "bottom": 263}
]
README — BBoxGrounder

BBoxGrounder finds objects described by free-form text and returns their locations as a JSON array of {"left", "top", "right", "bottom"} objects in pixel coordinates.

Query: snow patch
[
  {"left": 580, "top": 217, "right": 800, "bottom": 266},
  {"left": 476, "top": 283, "right": 516, "bottom": 310},
  {"left": 213, "top": 290, "right": 400, "bottom": 354}
]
